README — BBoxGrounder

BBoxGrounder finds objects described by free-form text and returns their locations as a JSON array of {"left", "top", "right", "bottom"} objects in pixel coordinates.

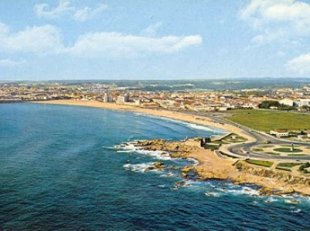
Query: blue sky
[{"left": 0, "top": 0, "right": 310, "bottom": 80}]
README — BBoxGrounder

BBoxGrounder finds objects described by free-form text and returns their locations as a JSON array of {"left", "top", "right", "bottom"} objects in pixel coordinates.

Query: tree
[{"left": 258, "top": 100, "right": 280, "bottom": 109}]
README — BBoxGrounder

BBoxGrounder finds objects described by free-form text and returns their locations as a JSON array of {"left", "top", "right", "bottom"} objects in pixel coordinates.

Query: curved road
[{"left": 189, "top": 111, "right": 310, "bottom": 161}]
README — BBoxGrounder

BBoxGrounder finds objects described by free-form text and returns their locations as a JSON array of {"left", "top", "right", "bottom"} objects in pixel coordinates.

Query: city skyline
[{"left": 1, "top": 0, "right": 310, "bottom": 80}]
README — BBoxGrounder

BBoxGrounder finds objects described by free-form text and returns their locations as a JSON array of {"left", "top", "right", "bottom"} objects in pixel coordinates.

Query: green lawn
[
  {"left": 266, "top": 152, "right": 280, "bottom": 155},
  {"left": 273, "top": 148, "right": 302, "bottom": 153},
  {"left": 275, "top": 167, "right": 292, "bottom": 172},
  {"left": 277, "top": 162, "right": 301, "bottom": 168},
  {"left": 245, "top": 159, "right": 273, "bottom": 167},
  {"left": 227, "top": 110, "right": 310, "bottom": 132}
]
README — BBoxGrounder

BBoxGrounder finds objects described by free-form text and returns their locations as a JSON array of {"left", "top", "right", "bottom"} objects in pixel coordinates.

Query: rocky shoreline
[
  {"left": 36, "top": 101, "right": 310, "bottom": 196},
  {"left": 133, "top": 138, "right": 310, "bottom": 196}
]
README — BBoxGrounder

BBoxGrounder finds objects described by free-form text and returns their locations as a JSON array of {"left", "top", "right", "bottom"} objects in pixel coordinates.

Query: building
[
  {"left": 116, "top": 93, "right": 130, "bottom": 104},
  {"left": 279, "top": 98, "right": 294, "bottom": 107},
  {"left": 297, "top": 99, "right": 310, "bottom": 107},
  {"left": 103, "top": 92, "right": 113, "bottom": 103},
  {"left": 270, "top": 130, "right": 290, "bottom": 138}
]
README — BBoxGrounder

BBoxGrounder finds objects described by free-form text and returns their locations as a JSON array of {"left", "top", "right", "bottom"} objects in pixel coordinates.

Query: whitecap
[
  {"left": 114, "top": 142, "right": 138, "bottom": 151},
  {"left": 123, "top": 162, "right": 160, "bottom": 173},
  {"left": 186, "top": 123, "right": 213, "bottom": 132},
  {"left": 117, "top": 150, "right": 135, "bottom": 153},
  {"left": 252, "top": 201, "right": 259, "bottom": 205},
  {"left": 115, "top": 142, "right": 172, "bottom": 160},
  {"left": 291, "top": 209, "right": 302, "bottom": 213},
  {"left": 133, "top": 112, "right": 145, "bottom": 116},
  {"left": 223, "top": 185, "right": 260, "bottom": 197},
  {"left": 160, "top": 172, "right": 176, "bottom": 178},
  {"left": 205, "top": 192, "right": 220, "bottom": 197},
  {"left": 265, "top": 197, "right": 278, "bottom": 203},
  {"left": 135, "top": 150, "right": 172, "bottom": 160},
  {"left": 284, "top": 199, "right": 300, "bottom": 205},
  {"left": 158, "top": 184, "right": 166, "bottom": 188}
]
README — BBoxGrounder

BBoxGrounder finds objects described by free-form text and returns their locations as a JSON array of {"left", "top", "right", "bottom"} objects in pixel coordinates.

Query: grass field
[
  {"left": 227, "top": 110, "right": 310, "bottom": 132},
  {"left": 273, "top": 148, "right": 302, "bottom": 153},
  {"left": 266, "top": 152, "right": 280, "bottom": 155},
  {"left": 245, "top": 159, "right": 273, "bottom": 167},
  {"left": 275, "top": 166, "right": 292, "bottom": 172},
  {"left": 277, "top": 162, "right": 301, "bottom": 168}
]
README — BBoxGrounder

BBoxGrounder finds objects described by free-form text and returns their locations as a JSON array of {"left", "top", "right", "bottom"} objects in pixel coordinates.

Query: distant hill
[{"left": 5, "top": 78, "right": 310, "bottom": 91}]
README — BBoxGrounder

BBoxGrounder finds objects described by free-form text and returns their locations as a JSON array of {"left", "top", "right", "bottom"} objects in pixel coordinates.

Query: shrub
[
  {"left": 299, "top": 162, "right": 310, "bottom": 173},
  {"left": 258, "top": 100, "right": 280, "bottom": 109}
]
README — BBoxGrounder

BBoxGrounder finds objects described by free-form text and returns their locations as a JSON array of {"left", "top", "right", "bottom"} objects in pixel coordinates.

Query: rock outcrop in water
[
  {"left": 152, "top": 162, "right": 165, "bottom": 170},
  {"left": 134, "top": 138, "right": 310, "bottom": 196}
]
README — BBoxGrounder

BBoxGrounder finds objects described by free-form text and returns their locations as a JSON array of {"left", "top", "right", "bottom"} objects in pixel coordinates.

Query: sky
[{"left": 0, "top": 0, "right": 310, "bottom": 80}]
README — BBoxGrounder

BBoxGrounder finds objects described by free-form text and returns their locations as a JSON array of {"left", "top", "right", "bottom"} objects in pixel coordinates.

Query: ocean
[{"left": 0, "top": 103, "right": 309, "bottom": 230}]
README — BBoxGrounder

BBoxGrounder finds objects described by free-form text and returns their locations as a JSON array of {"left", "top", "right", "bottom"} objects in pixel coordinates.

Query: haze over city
[{"left": 1, "top": 0, "right": 310, "bottom": 80}]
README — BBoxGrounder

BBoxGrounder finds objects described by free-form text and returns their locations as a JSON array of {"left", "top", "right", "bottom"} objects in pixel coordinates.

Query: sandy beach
[{"left": 34, "top": 100, "right": 254, "bottom": 141}]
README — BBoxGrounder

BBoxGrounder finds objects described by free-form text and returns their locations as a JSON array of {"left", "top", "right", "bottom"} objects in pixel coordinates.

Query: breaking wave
[
  {"left": 123, "top": 162, "right": 161, "bottom": 173},
  {"left": 115, "top": 141, "right": 172, "bottom": 160}
]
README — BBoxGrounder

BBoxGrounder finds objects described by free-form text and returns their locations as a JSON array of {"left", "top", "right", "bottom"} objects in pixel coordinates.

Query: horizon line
[{"left": 2, "top": 76, "right": 310, "bottom": 82}]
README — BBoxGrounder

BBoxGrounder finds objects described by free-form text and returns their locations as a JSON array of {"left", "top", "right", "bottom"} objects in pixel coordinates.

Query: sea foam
[
  {"left": 115, "top": 141, "right": 172, "bottom": 160},
  {"left": 133, "top": 112, "right": 225, "bottom": 134},
  {"left": 123, "top": 162, "right": 160, "bottom": 173}
]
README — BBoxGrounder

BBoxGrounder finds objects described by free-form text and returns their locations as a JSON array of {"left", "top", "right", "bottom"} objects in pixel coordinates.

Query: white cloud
[
  {"left": 66, "top": 32, "right": 202, "bottom": 58},
  {"left": 0, "top": 22, "right": 202, "bottom": 58},
  {"left": 142, "top": 22, "right": 162, "bottom": 37},
  {"left": 34, "top": 0, "right": 107, "bottom": 22},
  {"left": 250, "top": 29, "right": 287, "bottom": 45},
  {"left": 0, "top": 22, "right": 9, "bottom": 34},
  {"left": 0, "top": 59, "right": 26, "bottom": 67},
  {"left": 0, "top": 24, "right": 63, "bottom": 53},
  {"left": 240, "top": 0, "right": 310, "bottom": 44},
  {"left": 73, "top": 4, "right": 107, "bottom": 22},
  {"left": 35, "top": 0, "right": 72, "bottom": 19},
  {"left": 287, "top": 53, "right": 310, "bottom": 75}
]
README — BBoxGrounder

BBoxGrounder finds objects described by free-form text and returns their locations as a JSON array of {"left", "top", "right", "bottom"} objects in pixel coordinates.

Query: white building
[
  {"left": 116, "top": 93, "right": 129, "bottom": 104},
  {"left": 297, "top": 99, "right": 310, "bottom": 107},
  {"left": 270, "top": 130, "right": 290, "bottom": 138},
  {"left": 279, "top": 98, "right": 294, "bottom": 107},
  {"left": 103, "top": 93, "right": 113, "bottom": 103}
]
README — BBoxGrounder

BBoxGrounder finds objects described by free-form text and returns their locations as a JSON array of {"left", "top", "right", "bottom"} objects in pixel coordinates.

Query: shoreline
[
  {"left": 133, "top": 138, "right": 310, "bottom": 196},
  {"left": 33, "top": 100, "right": 254, "bottom": 140},
  {"left": 33, "top": 100, "right": 310, "bottom": 196}
]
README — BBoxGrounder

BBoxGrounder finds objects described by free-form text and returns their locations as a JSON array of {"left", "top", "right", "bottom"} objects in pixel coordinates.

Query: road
[{"left": 187, "top": 111, "right": 310, "bottom": 161}]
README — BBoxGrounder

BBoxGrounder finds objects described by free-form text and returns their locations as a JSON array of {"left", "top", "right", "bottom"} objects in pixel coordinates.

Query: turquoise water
[{"left": 0, "top": 103, "right": 309, "bottom": 230}]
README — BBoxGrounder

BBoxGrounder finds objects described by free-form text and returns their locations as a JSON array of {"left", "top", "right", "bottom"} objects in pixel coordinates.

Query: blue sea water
[{"left": 0, "top": 103, "right": 309, "bottom": 231}]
